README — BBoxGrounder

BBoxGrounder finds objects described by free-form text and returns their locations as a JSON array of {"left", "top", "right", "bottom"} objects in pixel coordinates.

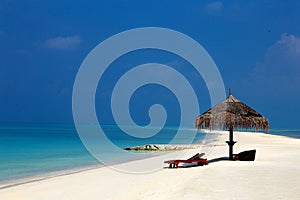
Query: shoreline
[
  {"left": 1, "top": 131, "right": 298, "bottom": 189},
  {"left": 200, "top": 129, "right": 300, "bottom": 139},
  {"left": 0, "top": 164, "right": 102, "bottom": 190},
  {"left": 0, "top": 148, "right": 171, "bottom": 189},
  {"left": 1, "top": 131, "right": 300, "bottom": 199}
]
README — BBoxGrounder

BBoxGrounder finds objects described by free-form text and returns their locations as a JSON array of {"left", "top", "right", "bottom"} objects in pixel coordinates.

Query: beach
[{"left": 0, "top": 131, "right": 299, "bottom": 200}]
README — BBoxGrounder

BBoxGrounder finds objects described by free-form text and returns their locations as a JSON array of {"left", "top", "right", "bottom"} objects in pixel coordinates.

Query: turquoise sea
[
  {"left": 0, "top": 124, "right": 206, "bottom": 186},
  {"left": 0, "top": 124, "right": 299, "bottom": 187}
]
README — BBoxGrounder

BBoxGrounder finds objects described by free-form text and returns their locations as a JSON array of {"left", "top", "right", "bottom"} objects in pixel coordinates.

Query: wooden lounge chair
[{"left": 164, "top": 153, "right": 208, "bottom": 168}]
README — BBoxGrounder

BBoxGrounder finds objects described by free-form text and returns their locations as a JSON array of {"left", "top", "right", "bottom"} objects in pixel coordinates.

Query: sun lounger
[
  {"left": 233, "top": 149, "right": 256, "bottom": 161},
  {"left": 164, "top": 153, "right": 208, "bottom": 168}
]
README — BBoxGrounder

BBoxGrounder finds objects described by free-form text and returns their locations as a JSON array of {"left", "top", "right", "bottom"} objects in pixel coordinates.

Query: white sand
[{"left": 1, "top": 132, "right": 300, "bottom": 200}]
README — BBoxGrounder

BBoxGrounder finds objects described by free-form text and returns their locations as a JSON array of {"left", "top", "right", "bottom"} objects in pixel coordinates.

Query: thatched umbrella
[{"left": 195, "top": 89, "right": 269, "bottom": 160}]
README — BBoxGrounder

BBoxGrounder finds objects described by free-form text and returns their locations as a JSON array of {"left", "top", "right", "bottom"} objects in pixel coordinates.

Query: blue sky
[{"left": 1, "top": 0, "right": 300, "bottom": 128}]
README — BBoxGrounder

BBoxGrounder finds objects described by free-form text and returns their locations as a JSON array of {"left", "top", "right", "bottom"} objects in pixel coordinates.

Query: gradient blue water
[
  {"left": 0, "top": 124, "right": 299, "bottom": 185},
  {"left": 0, "top": 124, "right": 95, "bottom": 183},
  {"left": 0, "top": 124, "right": 206, "bottom": 184}
]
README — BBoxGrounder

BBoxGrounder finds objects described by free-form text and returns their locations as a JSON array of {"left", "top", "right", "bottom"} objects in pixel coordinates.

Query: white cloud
[
  {"left": 255, "top": 33, "right": 300, "bottom": 76},
  {"left": 265, "top": 33, "right": 300, "bottom": 64},
  {"left": 204, "top": 1, "right": 223, "bottom": 13},
  {"left": 44, "top": 35, "right": 81, "bottom": 50},
  {"left": 250, "top": 33, "right": 300, "bottom": 96}
]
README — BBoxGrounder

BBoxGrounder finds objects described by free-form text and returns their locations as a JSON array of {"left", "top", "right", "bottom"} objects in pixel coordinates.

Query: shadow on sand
[
  {"left": 207, "top": 156, "right": 228, "bottom": 164},
  {"left": 163, "top": 156, "right": 229, "bottom": 169}
]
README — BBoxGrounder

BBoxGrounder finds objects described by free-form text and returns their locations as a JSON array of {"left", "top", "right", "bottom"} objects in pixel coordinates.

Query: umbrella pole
[{"left": 226, "top": 128, "right": 236, "bottom": 160}]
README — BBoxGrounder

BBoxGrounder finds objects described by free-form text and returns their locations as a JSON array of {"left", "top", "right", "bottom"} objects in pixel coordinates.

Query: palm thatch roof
[{"left": 195, "top": 90, "right": 269, "bottom": 131}]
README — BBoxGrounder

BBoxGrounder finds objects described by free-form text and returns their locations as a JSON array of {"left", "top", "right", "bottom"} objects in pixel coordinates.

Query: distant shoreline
[{"left": 200, "top": 129, "right": 300, "bottom": 139}]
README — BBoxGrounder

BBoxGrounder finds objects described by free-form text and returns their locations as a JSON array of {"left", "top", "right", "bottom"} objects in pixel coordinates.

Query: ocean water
[
  {"left": 268, "top": 129, "right": 300, "bottom": 139},
  {"left": 0, "top": 124, "right": 206, "bottom": 185},
  {"left": 0, "top": 124, "right": 299, "bottom": 186}
]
